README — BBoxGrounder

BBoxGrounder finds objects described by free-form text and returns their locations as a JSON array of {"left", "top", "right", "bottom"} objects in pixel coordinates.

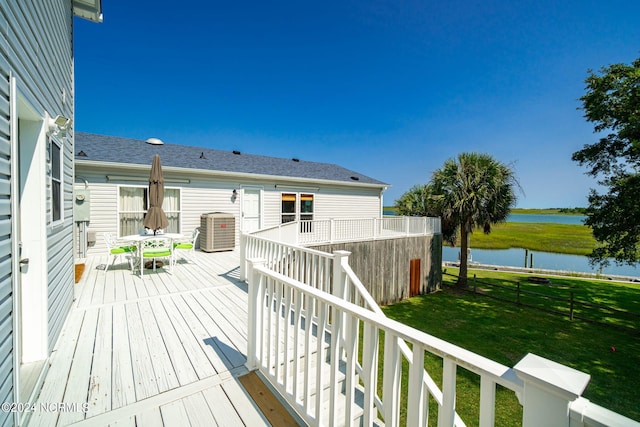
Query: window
[
  {"left": 281, "top": 193, "right": 296, "bottom": 223},
  {"left": 118, "top": 186, "right": 181, "bottom": 236},
  {"left": 281, "top": 193, "right": 314, "bottom": 232},
  {"left": 300, "top": 194, "right": 314, "bottom": 233},
  {"left": 300, "top": 194, "right": 314, "bottom": 220},
  {"left": 50, "top": 136, "right": 63, "bottom": 224}
]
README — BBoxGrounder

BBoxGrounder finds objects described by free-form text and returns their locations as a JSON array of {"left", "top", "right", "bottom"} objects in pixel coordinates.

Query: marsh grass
[{"left": 464, "top": 222, "right": 595, "bottom": 255}]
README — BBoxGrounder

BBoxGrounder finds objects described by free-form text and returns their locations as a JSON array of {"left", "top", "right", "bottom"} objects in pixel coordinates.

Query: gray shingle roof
[{"left": 75, "top": 132, "right": 388, "bottom": 186}]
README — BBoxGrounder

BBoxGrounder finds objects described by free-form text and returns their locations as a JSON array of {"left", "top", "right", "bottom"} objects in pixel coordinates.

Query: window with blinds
[{"left": 118, "top": 186, "right": 181, "bottom": 236}]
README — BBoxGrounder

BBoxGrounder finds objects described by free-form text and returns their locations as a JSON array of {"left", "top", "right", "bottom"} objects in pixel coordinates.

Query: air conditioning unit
[{"left": 200, "top": 212, "right": 236, "bottom": 252}]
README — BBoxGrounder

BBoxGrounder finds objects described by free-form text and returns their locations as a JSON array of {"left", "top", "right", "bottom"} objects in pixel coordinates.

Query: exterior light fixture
[{"left": 47, "top": 114, "right": 71, "bottom": 133}]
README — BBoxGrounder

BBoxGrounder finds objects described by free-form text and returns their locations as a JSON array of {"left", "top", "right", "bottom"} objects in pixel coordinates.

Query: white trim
[
  {"left": 107, "top": 175, "right": 191, "bottom": 184},
  {"left": 275, "top": 184, "right": 320, "bottom": 191},
  {"left": 49, "top": 134, "right": 64, "bottom": 227},
  {"left": 10, "top": 74, "right": 21, "bottom": 422}
]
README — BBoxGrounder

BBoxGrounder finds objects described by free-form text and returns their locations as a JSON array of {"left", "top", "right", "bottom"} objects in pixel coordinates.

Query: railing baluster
[
  {"left": 329, "top": 304, "right": 343, "bottom": 426},
  {"left": 438, "top": 357, "right": 457, "bottom": 427},
  {"left": 315, "top": 299, "right": 327, "bottom": 425},
  {"left": 479, "top": 375, "right": 496, "bottom": 427},
  {"left": 304, "top": 293, "right": 314, "bottom": 416},
  {"left": 275, "top": 277, "right": 283, "bottom": 382},
  {"left": 265, "top": 276, "right": 273, "bottom": 374},
  {"left": 283, "top": 283, "right": 293, "bottom": 394},
  {"left": 407, "top": 344, "right": 426, "bottom": 427},
  {"left": 293, "top": 289, "right": 303, "bottom": 404},
  {"left": 383, "top": 331, "right": 401, "bottom": 427},
  {"left": 362, "top": 322, "right": 379, "bottom": 426},
  {"left": 344, "top": 312, "right": 358, "bottom": 426}
]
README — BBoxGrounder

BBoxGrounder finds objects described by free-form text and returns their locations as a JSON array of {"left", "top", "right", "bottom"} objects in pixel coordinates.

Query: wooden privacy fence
[{"left": 444, "top": 271, "right": 640, "bottom": 334}]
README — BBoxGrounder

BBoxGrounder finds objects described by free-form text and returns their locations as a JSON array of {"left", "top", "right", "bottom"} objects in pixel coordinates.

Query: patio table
[{"left": 121, "top": 233, "right": 184, "bottom": 273}]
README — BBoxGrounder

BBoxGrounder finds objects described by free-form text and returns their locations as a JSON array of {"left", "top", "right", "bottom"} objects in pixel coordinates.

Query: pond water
[
  {"left": 387, "top": 210, "right": 637, "bottom": 277},
  {"left": 508, "top": 213, "right": 586, "bottom": 225},
  {"left": 445, "top": 213, "right": 638, "bottom": 278},
  {"left": 442, "top": 247, "right": 639, "bottom": 278}
]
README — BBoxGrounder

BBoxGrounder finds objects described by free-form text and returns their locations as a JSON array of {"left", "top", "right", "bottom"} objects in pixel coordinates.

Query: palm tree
[
  {"left": 394, "top": 184, "right": 432, "bottom": 217},
  {"left": 431, "top": 152, "right": 519, "bottom": 287}
]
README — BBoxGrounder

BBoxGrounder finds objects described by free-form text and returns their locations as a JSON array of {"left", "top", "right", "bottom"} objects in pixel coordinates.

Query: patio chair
[
  {"left": 173, "top": 228, "right": 199, "bottom": 266},
  {"left": 104, "top": 232, "right": 137, "bottom": 272},
  {"left": 140, "top": 237, "right": 173, "bottom": 276}
]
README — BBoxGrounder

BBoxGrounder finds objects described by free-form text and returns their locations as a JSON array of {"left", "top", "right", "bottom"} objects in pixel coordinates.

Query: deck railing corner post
[
  {"left": 246, "top": 257, "right": 266, "bottom": 371},
  {"left": 514, "top": 353, "right": 590, "bottom": 427},
  {"left": 332, "top": 250, "right": 351, "bottom": 299}
]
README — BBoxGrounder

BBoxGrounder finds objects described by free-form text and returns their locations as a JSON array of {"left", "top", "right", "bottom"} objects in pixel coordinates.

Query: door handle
[{"left": 19, "top": 258, "right": 29, "bottom": 265}]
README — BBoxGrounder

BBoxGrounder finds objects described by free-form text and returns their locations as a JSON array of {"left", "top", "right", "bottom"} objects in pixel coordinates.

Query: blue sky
[{"left": 74, "top": 0, "right": 640, "bottom": 208}]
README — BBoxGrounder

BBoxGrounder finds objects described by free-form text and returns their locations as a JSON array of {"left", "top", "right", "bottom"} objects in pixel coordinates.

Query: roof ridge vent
[{"left": 146, "top": 137, "right": 164, "bottom": 145}]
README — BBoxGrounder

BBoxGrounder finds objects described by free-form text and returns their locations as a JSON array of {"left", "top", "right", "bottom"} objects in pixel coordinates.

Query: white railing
[
  {"left": 248, "top": 217, "right": 441, "bottom": 247},
  {"left": 242, "top": 223, "right": 639, "bottom": 427}
]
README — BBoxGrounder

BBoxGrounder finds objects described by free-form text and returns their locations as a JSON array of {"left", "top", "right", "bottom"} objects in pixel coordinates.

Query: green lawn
[{"left": 381, "top": 269, "right": 640, "bottom": 424}]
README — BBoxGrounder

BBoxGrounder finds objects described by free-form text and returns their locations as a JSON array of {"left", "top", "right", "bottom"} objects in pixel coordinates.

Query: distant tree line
[{"left": 557, "top": 207, "right": 587, "bottom": 214}]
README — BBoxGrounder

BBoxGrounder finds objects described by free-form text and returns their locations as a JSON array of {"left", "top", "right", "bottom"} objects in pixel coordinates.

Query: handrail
[
  {"left": 243, "top": 220, "right": 640, "bottom": 427},
  {"left": 247, "top": 261, "right": 524, "bottom": 426}
]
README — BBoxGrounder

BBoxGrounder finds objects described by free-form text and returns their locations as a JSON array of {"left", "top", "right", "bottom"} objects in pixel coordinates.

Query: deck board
[
  {"left": 32, "top": 249, "right": 272, "bottom": 426},
  {"left": 201, "top": 385, "right": 245, "bottom": 426},
  {"left": 57, "top": 308, "right": 99, "bottom": 426},
  {"left": 86, "top": 306, "right": 113, "bottom": 418},
  {"left": 182, "top": 392, "right": 218, "bottom": 427},
  {"left": 111, "top": 304, "right": 136, "bottom": 409},
  {"left": 147, "top": 299, "right": 199, "bottom": 386},
  {"left": 137, "top": 300, "right": 180, "bottom": 393}
]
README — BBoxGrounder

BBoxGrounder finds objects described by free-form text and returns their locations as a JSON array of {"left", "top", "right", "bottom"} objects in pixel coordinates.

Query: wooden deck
[{"left": 27, "top": 250, "right": 273, "bottom": 427}]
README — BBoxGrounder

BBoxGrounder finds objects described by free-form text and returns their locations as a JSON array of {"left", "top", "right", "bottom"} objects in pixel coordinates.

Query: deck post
[
  {"left": 246, "top": 258, "right": 266, "bottom": 370},
  {"left": 332, "top": 250, "right": 351, "bottom": 349},
  {"left": 514, "top": 353, "right": 590, "bottom": 427},
  {"left": 332, "top": 250, "right": 351, "bottom": 299}
]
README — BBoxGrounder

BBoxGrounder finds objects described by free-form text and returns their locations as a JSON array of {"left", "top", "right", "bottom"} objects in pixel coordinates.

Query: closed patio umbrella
[{"left": 143, "top": 154, "right": 169, "bottom": 234}]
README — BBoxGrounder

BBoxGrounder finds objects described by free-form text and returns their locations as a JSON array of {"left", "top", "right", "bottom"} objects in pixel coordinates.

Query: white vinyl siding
[
  {"left": 75, "top": 166, "right": 384, "bottom": 257},
  {"left": 76, "top": 166, "right": 381, "bottom": 256},
  {"left": 1, "top": 0, "right": 76, "bottom": 423},
  {"left": 313, "top": 189, "right": 382, "bottom": 219}
]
